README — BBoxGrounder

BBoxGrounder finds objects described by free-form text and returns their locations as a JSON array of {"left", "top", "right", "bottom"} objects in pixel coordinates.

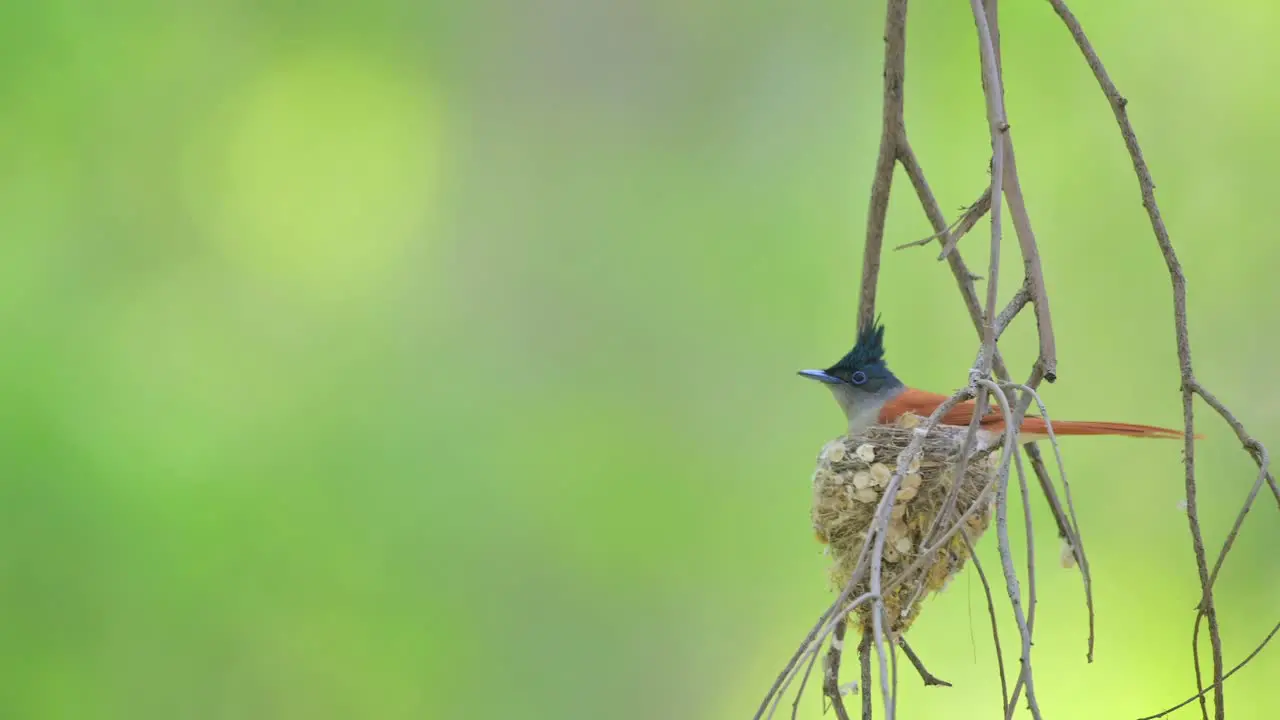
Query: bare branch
[
  {"left": 857, "top": 0, "right": 909, "bottom": 332},
  {"left": 1006, "top": 381, "right": 1095, "bottom": 661},
  {"left": 860, "top": 632, "right": 873, "bottom": 720},
  {"left": 822, "top": 618, "right": 853, "bottom": 720},
  {"left": 978, "top": 0, "right": 1058, "bottom": 382},
  {"left": 1137, "top": 619, "right": 1280, "bottom": 720},
  {"left": 1005, "top": 442, "right": 1040, "bottom": 713},
  {"left": 898, "top": 639, "right": 952, "bottom": 688},
  {"left": 762, "top": 2, "right": 1276, "bottom": 718},
  {"left": 892, "top": 187, "right": 992, "bottom": 257},
  {"left": 977, "top": 379, "right": 1043, "bottom": 720},
  {"left": 936, "top": 189, "right": 994, "bottom": 260},
  {"left": 962, "top": 529, "right": 1010, "bottom": 715},
  {"left": 1044, "top": 1, "right": 1279, "bottom": 716}
]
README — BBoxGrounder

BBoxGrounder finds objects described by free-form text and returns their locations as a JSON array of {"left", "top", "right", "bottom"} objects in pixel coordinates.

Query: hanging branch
[
  {"left": 758, "top": 0, "right": 1274, "bottom": 718},
  {"left": 856, "top": 0, "right": 909, "bottom": 333},
  {"left": 760, "top": 0, "right": 1072, "bottom": 714},
  {"left": 1042, "top": 2, "right": 1278, "bottom": 718}
]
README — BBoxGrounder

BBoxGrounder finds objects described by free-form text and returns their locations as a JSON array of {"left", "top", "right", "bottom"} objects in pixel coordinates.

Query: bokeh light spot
[{"left": 199, "top": 47, "right": 441, "bottom": 302}]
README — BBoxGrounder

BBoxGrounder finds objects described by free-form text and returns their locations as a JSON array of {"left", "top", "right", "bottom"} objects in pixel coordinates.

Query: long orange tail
[
  {"left": 881, "top": 389, "right": 1202, "bottom": 440},
  {"left": 1019, "top": 417, "right": 1201, "bottom": 440}
]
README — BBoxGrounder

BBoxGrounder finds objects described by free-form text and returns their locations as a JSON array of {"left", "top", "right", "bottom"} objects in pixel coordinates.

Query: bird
[{"left": 798, "top": 318, "right": 1191, "bottom": 445}]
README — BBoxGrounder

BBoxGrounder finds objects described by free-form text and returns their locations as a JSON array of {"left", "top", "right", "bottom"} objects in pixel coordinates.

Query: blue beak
[{"left": 798, "top": 369, "right": 843, "bottom": 385}]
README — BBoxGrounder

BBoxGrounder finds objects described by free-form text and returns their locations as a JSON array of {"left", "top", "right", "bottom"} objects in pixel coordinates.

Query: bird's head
[{"left": 799, "top": 318, "right": 905, "bottom": 428}]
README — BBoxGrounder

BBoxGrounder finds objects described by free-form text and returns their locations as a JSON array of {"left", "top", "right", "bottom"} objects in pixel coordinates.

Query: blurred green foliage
[{"left": 1, "top": 1, "right": 1277, "bottom": 718}]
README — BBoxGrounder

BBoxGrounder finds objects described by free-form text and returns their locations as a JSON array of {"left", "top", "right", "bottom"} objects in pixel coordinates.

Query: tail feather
[{"left": 1020, "top": 417, "right": 1202, "bottom": 440}]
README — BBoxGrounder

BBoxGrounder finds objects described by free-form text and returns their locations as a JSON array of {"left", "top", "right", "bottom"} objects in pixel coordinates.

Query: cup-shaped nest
[{"left": 811, "top": 413, "right": 1002, "bottom": 634}]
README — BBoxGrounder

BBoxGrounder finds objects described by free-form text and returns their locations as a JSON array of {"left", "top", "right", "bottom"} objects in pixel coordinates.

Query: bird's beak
[{"left": 798, "top": 369, "right": 843, "bottom": 385}]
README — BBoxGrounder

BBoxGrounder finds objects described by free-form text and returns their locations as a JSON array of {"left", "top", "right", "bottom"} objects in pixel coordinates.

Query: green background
[{"left": 2, "top": 1, "right": 1277, "bottom": 718}]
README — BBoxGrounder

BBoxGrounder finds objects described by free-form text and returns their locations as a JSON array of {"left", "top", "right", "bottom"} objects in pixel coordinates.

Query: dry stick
[
  {"left": 793, "top": 616, "right": 836, "bottom": 720},
  {"left": 980, "top": 0, "right": 1058, "bottom": 383},
  {"left": 911, "top": 0, "right": 1010, "bottom": 608},
  {"left": 860, "top": 632, "right": 874, "bottom": 720},
  {"left": 1041, "top": 2, "right": 1243, "bottom": 716},
  {"left": 902, "top": 128, "right": 1095, "bottom": 717},
  {"left": 848, "top": 3, "right": 909, "bottom": 714},
  {"left": 888, "top": 624, "right": 900, "bottom": 710},
  {"left": 756, "top": 604, "right": 837, "bottom": 719},
  {"left": 936, "top": 189, "right": 994, "bottom": 260},
  {"left": 895, "top": 139, "right": 993, "bottom": 344},
  {"left": 898, "top": 140, "right": 1083, "bottom": 560},
  {"left": 892, "top": 188, "right": 991, "bottom": 256},
  {"left": 993, "top": 285, "right": 1030, "bottom": 341},
  {"left": 961, "top": 529, "right": 1010, "bottom": 717},
  {"left": 916, "top": 0, "right": 1011, "bottom": 577},
  {"left": 764, "top": 593, "right": 879, "bottom": 720},
  {"left": 856, "top": 0, "right": 909, "bottom": 333},
  {"left": 898, "top": 639, "right": 952, "bottom": 687},
  {"left": 978, "top": 380, "right": 1042, "bottom": 720},
  {"left": 890, "top": 199, "right": 970, "bottom": 251},
  {"left": 897, "top": 136, "right": 1075, "bottom": 530},
  {"left": 792, "top": 648, "right": 824, "bottom": 720},
  {"left": 902, "top": 284, "right": 1030, "bottom": 619},
  {"left": 818, "top": 619, "right": 852, "bottom": 720},
  {"left": 1191, "top": 379, "right": 1279, "bottom": 519},
  {"left": 1138, "top": 619, "right": 1280, "bottom": 720},
  {"left": 863, "top": 134, "right": 1003, "bottom": 711},
  {"left": 1007, "top": 381, "right": 1096, "bottom": 661},
  {"left": 1187, "top": 404, "right": 1273, "bottom": 720},
  {"left": 1005, "top": 443, "right": 1039, "bottom": 714},
  {"left": 769, "top": 591, "right": 882, "bottom": 720},
  {"left": 973, "top": 3, "right": 1053, "bottom": 711}
]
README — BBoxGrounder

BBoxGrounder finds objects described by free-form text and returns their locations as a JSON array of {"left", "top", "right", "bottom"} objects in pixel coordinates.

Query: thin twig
[
  {"left": 889, "top": 626, "right": 900, "bottom": 712},
  {"left": 779, "top": 592, "right": 880, "bottom": 720},
  {"left": 1005, "top": 442, "right": 1040, "bottom": 713},
  {"left": 897, "top": 139, "right": 1079, "bottom": 554},
  {"left": 892, "top": 188, "right": 992, "bottom": 257},
  {"left": 895, "top": 139, "right": 998, "bottom": 353},
  {"left": 794, "top": 617, "right": 833, "bottom": 719},
  {"left": 962, "top": 530, "right": 1010, "bottom": 716},
  {"left": 860, "top": 631, "right": 873, "bottom": 720},
  {"left": 1006, "top": 381, "right": 1095, "bottom": 661},
  {"left": 993, "top": 284, "right": 1031, "bottom": 341},
  {"left": 897, "top": 140, "right": 1085, "bottom": 671},
  {"left": 898, "top": 639, "right": 952, "bottom": 687},
  {"left": 1041, "top": 1, "right": 1238, "bottom": 715},
  {"left": 981, "top": 0, "right": 1058, "bottom": 383},
  {"left": 936, "top": 189, "right": 994, "bottom": 260},
  {"left": 823, "top": 618, "right": 853, "bottom": 720},
  {"left": 756, "top": 604, "right": 839, "bottom": 719},
  {"left": 856, "top": 0, "right": 909, "bottom": 332},
  {"left": 914, "top": 0, "right": 1011, "bottom": 582},
  {"left": 978, "top": 379, "right": 1042, "bottom": 720},
  {"left": 1137, "top": 618, "right": 1280, "bottom": 720}
]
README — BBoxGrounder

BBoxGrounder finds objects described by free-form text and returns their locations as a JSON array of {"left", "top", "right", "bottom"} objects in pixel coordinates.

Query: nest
[{"left": 811, "top": 413, "right": 1002, "bottom": 634}]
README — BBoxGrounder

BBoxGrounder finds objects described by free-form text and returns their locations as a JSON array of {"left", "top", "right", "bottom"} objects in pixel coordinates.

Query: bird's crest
[{"left": 830, "top": 316, "right": 887, "bottom": 372}]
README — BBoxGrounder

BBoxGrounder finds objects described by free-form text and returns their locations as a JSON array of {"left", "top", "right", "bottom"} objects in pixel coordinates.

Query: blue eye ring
[{"left": 850, "top": 370, "right": 868, "bottom": 385}]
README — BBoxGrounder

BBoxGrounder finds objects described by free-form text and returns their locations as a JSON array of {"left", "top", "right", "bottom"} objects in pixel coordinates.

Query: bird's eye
[{"left": 850, "top": 370, "right": 868, "bottom": 385}]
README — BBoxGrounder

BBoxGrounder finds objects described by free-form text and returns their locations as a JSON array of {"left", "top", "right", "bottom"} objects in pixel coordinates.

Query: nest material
[{"left": 811, "top": 413, "right": 1002, "bottom": 634}]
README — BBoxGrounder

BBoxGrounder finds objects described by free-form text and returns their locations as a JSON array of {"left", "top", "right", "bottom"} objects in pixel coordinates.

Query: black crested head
[
  {"left": 831, "top": 318, "right": 887, "bottom": 373},
  {"left": 820, "top": 316, "right": 902, "bottom": 392}
]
